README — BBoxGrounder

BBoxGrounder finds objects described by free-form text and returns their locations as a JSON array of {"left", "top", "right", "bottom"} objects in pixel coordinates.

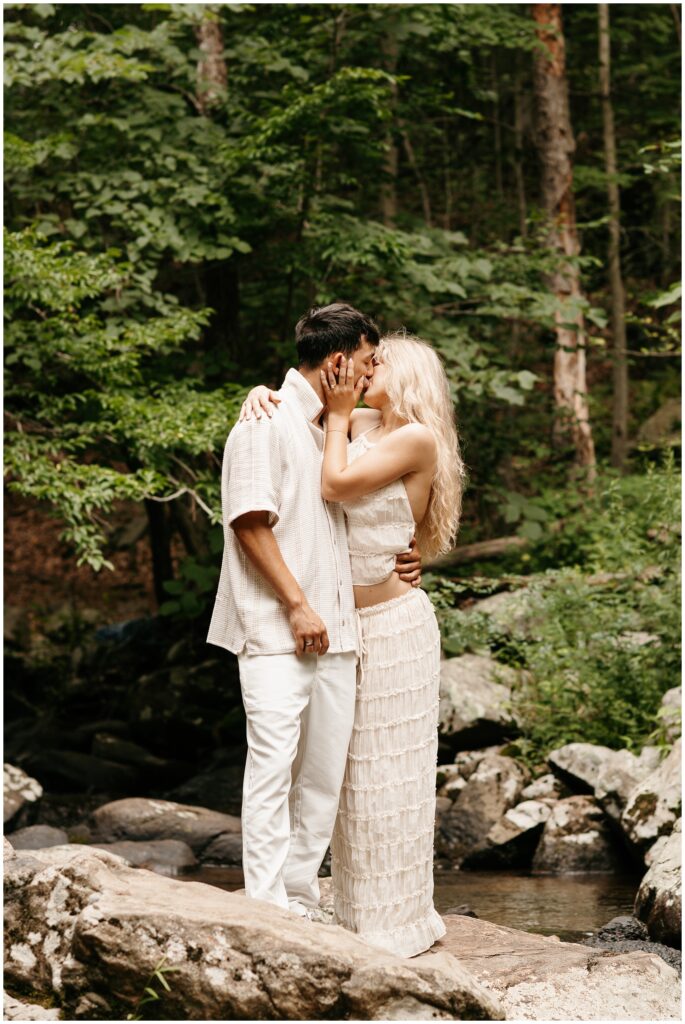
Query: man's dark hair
[{"left": 295, "top": 302, "right": 380, "bottom": 368}]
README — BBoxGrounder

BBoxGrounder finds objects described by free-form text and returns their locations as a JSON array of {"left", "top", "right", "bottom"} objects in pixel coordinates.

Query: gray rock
[
  {"left": 621, "top": 739, "right": 681, "bottom": 855},
  {"left": 91, "top": 838, "right": 197, "bottom": 875},
  {"left": 580, "top": 935, "right": 681, "bottom": 977},
  {"left": 594, "top": 747, "right": 661, "bottom": 823},
  {"left": 90, "top": 797, "right": 241, "bottom": 857},
  {"left": 435, "top": 796, "right": 452, "bottom": 817},
  {"left": 3, "top": 764, "right": 43, "bottom": 825},
  {"left": 442, "top": 904, "right": 479, "bottom": 918},
  {"left": 594, "top": 914, "right": 648, "bottom": 941},
  {"left": 166, "top": 761, "right": 245, "bottom": 816},
  {"left": 439, "top": 656, "right": 520, "bottom": 747},
  {"left": 547, "top": 742, "right": 619, "bottom": 793},
  {"left": 3, "top": 992, "right": 60, "bottom": 1020},
  {"left": 199, "top": 832, "right": 243, "bottom": 866},
  {"left": 462, "top": 588, "right": 538, "bottom": 637},
  {"left": 659, "top": 687, "right": 682, "bottom": 743},
  {"left": 6, "top": 825, "right": 68, "bottom": 850},
  {"left": 417, "top": 913, "right": 682, "bottom": 1020},
  {"left": 461, "top": 799, "right": 551, "bottom": 869},
  {"left": 581, "top": 916, "right": 681, "bottom": 976},
  {"left": 23, "top": 750, "right": 139, "bottom": 792},
  {"left": 3, "top": 845, "right": 503, "bottom": 1021},
  {"left": 436, "top": 747, "right": 504, "bottom": 799},
  {"left": 437, "top": 752, "right": 529, "bottom": 864},
  {"left": 520, "top": 772, "right": 569, "bottom": 802},
  {"left": 531, "top": 795, "right": 622, "bottom": 873},
  {"left": 634, "top": 818, "right": 681, "bottom": 948},
  {"left": 91, "top": 733, "right": 169, "bottom": 770}
]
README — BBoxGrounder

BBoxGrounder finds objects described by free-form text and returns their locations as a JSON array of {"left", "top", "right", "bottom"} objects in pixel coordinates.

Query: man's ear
[{"left": 329, "top": 352, "right": 345, "bottom": 377}]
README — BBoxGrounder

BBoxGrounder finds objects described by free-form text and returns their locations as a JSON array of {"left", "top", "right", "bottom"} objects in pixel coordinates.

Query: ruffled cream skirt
[{"left": 330, "top": 587, "right": 446, "bottom": 958}]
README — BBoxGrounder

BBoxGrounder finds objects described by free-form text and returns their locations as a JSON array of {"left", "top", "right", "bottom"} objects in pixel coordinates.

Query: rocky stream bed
[{"left": 3, "top": 598, "right": 682, "bottom": 1020}]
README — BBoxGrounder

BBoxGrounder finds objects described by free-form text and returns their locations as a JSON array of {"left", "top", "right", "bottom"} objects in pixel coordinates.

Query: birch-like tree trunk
[
  {"left": 599, "top": 4, "right": 629, "bottom": 470},
  {"left": 531, "top": 3, "right": 596, "bottom": 482},
  {"left": 194, "top": 6, "right": 227, "bottom": 115}
]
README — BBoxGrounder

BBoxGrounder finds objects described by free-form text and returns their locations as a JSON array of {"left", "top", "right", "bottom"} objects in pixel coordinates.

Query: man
[{"left": 207, "top": 302, "right": 421, "bottom": 918}]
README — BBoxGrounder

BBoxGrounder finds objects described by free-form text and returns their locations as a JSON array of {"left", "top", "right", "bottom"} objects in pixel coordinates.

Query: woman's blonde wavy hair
[{"left": 376, "top": 330, "right": 467, "bottom": 560}]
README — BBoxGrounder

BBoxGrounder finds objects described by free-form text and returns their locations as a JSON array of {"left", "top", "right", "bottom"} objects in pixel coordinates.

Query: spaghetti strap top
[{"left": 339, "top": 428, "right": 416, "bottom": 586}]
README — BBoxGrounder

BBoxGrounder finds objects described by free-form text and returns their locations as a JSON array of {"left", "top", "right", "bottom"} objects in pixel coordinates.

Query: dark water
[{"left": 180, "top": 866, "right": 640, "bottom": 943}]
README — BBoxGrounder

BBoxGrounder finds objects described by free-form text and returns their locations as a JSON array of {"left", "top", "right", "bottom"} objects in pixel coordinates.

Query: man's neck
[{"left": 297, "top": 367, "right": 327, "bottom": 422}]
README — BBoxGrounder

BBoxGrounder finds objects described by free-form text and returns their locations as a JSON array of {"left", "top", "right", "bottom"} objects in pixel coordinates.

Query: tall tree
[
  {"left": 598, "top": 4, "right": 629, "bottom": 471},
  {"left": 531, "top": 3, "right": 597, "bottom": 483}
]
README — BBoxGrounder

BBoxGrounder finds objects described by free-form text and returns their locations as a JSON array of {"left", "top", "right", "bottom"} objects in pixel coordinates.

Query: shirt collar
[{"left": 281, "top": 367, "right": 324, "bottom": 423}]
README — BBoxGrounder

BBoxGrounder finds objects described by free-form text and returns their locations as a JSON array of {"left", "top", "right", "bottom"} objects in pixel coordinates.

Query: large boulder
[
  {"left": 418, "top": 913, "right": 681, "bottom": 1020},
  {"left": 89, "top": 798, "right": 240, "bottom": 860},
  {"left": 547, "top": 742, "right": 624, "bottom": 793},
  {"left": 4, "top": 845, "right": 503, "bottom": 1021},
  {"left": 594, "top": 747, "right": 663, "bottom": 823},
  {"left": 437, "top": 753, "right": 529, "bottom": 865},
  {"left": 634, "top": 818, "right": 681, "bottom": 948},
  {"left": 621, "top": 739, "right": 681, "bottom": 855},
  {"left": 3, "top": 763, "right": 42, "bottom": 826},
  {"left": 439, "top": 656, "right": 520, "bottom": 750},
  {"left": 461, "top": 800, "right": 552, "bottom": 869},
  {"left": 531, "top": 796, "right": 622, "bottom": 874}
]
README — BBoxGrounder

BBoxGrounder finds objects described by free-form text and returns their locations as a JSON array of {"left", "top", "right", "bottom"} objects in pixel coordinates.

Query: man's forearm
[{"left": 233, "top": 516, "right": 305, "bottom": 610}]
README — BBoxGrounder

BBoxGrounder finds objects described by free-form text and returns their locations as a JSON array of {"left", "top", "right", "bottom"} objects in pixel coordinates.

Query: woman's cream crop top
[{"left": 339, "top": 429, "right": 416, "bottom": 586}]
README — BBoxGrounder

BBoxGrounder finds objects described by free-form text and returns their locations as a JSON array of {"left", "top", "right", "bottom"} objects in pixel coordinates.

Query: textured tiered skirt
[{"left": 330, "top": 587, "right": 446, "bottom": 958}]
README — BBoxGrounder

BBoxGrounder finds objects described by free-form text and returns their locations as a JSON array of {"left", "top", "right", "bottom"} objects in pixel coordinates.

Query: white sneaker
[{"left": 304, "top": 906, "right": 334, "bottom": 924}]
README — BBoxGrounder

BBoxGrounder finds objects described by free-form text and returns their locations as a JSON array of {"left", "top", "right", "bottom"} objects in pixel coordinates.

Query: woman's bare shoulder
[
  {"left": 350, "top": 407, "right": 382, "bottom": 439},
  {"left": 384, "top": 422, "right": 437, "bottom": 460}
]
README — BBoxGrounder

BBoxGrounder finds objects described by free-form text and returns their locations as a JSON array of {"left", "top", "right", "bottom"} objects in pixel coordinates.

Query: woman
[{"left": 242, "top": 332, "right": 465, "bottom": 956}]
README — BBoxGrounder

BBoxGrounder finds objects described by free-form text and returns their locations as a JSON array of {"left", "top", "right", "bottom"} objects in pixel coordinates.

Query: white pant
[{"left": 237, "top": 649, "right": 357, "bottom": 912}]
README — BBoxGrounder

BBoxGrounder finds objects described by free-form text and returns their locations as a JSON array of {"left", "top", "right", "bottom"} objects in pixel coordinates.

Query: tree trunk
[
  {"left": 492, "top": 53, "right": 504, "bottom": 199},
  {"left": 144, "top": 499, "right": 174, "bottom": 608},
  {"left": 599, "top": 4, "right": 629, "bottom": 471},
  {"left": 400, "top": 123, "right": 433, "bottom": 226},
  {"left": 194, "top": 6, "right": 227, "bottom": 115},
  {"left": 380, "top": 28, "right": 399, "bottom": 226},
  {"left": 531, "top": 3, "right": 596, "bottom": 484},
  {"left": 512, "top": 54, "right": 528, "bottom": 239},
  {"left": 170, "top": 497, "right": 211, "bottom": 562},
  {"left": 442, "top": 119, "right": 453, "bottom": 230}
]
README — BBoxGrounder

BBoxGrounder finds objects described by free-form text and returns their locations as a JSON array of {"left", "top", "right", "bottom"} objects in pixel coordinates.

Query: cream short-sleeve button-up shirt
[{"left": 206, "top": 368, "right": 359, "bottom": 657}]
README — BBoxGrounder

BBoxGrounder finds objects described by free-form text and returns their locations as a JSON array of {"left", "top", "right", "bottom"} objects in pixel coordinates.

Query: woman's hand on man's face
[{"left": 320, "top": 356, "right": 366, "bottom": 416}]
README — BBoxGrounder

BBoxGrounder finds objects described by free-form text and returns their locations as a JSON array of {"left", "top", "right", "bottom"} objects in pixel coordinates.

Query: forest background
[{"left": 3, "top": 2, "right": 682, "bottom": 774}]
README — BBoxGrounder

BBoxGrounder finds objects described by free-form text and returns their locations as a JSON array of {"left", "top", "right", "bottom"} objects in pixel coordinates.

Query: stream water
[{"left": 180, "top": 866, "right": 641, "bottom": 943}]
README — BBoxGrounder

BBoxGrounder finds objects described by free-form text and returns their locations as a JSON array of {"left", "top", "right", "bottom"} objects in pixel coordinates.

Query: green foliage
[
  {"left": 3, "top": 2, "right": 680, "bottom": 599},
  {"left": 126, "top": 956, "right": 179, "bottom": 1021},
  {"left": 432, "top": 453, "right": 681, "bottom": 768},
  {"left": 4, "top": 226, "right": 243, "bottom": 568},
  {"left": 160, "top": 528, "right": 223, "bottom": 620}
]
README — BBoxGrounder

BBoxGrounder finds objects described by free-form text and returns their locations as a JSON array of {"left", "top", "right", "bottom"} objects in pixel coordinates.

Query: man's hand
[
  {"left": 288, "top": 602, "right": 330, "bottom": 656},
  {"left": 395, "top": 535, "right": 422, "bottom": 588}
]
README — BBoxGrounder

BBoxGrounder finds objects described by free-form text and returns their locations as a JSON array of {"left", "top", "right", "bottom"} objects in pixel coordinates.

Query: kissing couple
[{"left": 208, "top": 302, "right": 466, "bottom": 957}]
